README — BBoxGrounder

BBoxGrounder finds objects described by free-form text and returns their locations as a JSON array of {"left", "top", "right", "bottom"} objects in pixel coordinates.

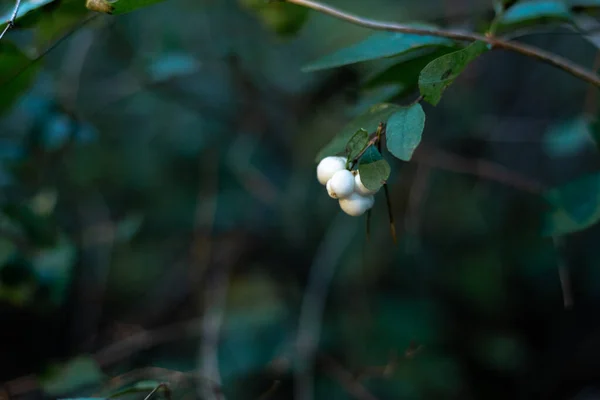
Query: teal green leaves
[
  {"left": 386, "top": 103, "right": 426, "bottom": 161},
  {"left": 316, "top": 103, "right": 400, "bottom": 161},
  {"left": 303, "top": 27, "right": 455, "bottom": 72},
  {"left": 358, "top": 147, "right": 390, "bottom": 191},
  {"left": 419, "top": 41, "right": 489, "bottom": 106},
  {"left": 542, "top": 172, "right": 600, "bottom": 236}
]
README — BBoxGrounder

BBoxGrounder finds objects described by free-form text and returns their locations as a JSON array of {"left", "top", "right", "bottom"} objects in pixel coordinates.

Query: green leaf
[
  {"left": 499, "top": 0, "right": 572, "bottom": 29},
  {"left": 345, "top": 129, "right": 369, "bottom": 161},
  {"left": 303, "top": 26, "right": 455, "bottom": 72},
  {"left": 40, "top": 356, "right": 104, "bottom": 396},
  {"left": 0, "top": 42, "right": 40, "bottom": 114},
  {"left": 386, "top": 103, "right": 426, "bottom": 161},
  {"left": 358, "top": 147, "right": 391, "bottom": 191},
  {"left": 110, "top": 0, "right": 167, "bottom": 15},
  {"left": 316, "top": 103, "right": 400, "bottom": 162},
  {"left": 542, "top": 172, "right": 600, "bottom": 236},
  {"left": 364, "top": 47, "right": 457, "bottom": 91},
  {"left": 419, "top": 41, "right": 488, "bottom": 106}
]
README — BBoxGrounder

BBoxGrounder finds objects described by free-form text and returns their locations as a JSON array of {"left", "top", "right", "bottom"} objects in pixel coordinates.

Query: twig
[
  {"left": 295, "top": 213, "right": 359, "bottom": 400},
  {"left": 0, "top": 0, "right": 22, "bottom": 40},
  {"left": 142, "top": 383, "right": 171, "bottom": 400},
  {"left": 412, "top": 146, "right": 546, "bottom": 194},
  {"left": 283, "top": 0, "right": 600, "bottom": 87}
]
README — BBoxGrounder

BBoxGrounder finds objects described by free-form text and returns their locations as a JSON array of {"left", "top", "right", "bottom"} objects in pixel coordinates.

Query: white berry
[
  {"left": 326, "top": 180, "right": 337, "bottom": 199},
  {"left": 339, "top": 193, "right": 374, "bottom": 217},
  {"left": 317, "top": 156, "right": 347, "bottom": 185},
  {"left": 328, "top": 170, "right": 355, "bottom": 199},
  {"left": 354, "top": 171, "right": 379, "bottom": 196}
]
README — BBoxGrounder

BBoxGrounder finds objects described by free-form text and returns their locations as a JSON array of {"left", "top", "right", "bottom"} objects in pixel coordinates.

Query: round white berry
[
  {"left": 354, "top": 172, "right": 379, "bottom": 196},
  {"left": 339, "top": 193, "right": 374, "bottom": 217},
  {"left": 317, "top": 156, "right": 347, "bottom": 186},
  {"left": 328, "top": 169, "right": 355, "bottom": 199},
  {"left": 326, "top": 180, "right": 337, "bottom": 199}
]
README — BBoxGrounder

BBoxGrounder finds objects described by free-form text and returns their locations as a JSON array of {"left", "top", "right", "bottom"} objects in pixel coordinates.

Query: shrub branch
[{"left": 283, "top": 0, "right": 600, "bottom": 87}]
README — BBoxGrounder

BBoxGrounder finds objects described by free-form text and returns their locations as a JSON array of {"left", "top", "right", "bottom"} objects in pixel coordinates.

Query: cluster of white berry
[{"left": 317, "top": 156, "right": 379, "bottom": 216}]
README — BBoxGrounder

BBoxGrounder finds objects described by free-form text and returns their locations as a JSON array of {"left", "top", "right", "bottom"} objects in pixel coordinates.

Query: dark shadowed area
[{"left": 1, "top": 0, "right": 600, "bottom": 399}]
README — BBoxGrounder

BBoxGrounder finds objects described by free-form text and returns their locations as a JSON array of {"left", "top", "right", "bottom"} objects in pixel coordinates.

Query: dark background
[{"left": 1, "top": 0, "right": 600, "bottom": 398}]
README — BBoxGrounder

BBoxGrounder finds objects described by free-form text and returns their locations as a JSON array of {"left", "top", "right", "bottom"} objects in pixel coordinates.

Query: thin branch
[
  {"left": 0, "top": 0, "right": 22, "bottom": 40},
  {"left": 283, "top": 0, "right": 600, "bottom": 87}
]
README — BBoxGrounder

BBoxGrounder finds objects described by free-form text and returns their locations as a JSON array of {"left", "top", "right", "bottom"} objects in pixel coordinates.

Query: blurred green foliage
[{"left": 1, "top": 0, "right": 600, "bottom": 399}]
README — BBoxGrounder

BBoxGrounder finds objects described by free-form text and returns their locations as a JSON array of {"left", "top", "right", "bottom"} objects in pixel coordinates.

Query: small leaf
[
  {"left": 358, "top": 147, "right": 391, "bottom": 191},
  {"left": 386, "top": 103, "right": 426, "bottom": 161},
  {"left": 542, "top": 172, "right": 600, "bottom": 236},
  {"left": 316, "top": 103, "right": 400, "bottom": 162},
  {"left": 499, "top": 0, "right": 572, "bottom": 29},
  {"left": 345, "top": 129, "right": 369, "bottom": 161},
  {"left": 419, "top": 41, "right": 488, "bottom": 106},
  {"left": 239, "top": 1, "right": 309, "bottom": 37},
  {"left": 303, "top": 26, "right": 455, "bottom": 72},
  {"left": 40, "top": 357, "right": 104, "bottom": 396}
]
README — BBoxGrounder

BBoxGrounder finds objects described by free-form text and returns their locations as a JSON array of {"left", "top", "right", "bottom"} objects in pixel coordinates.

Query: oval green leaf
[
  {"left": 345, "top": 129, "right": 369, "bottom": 161},
  {"left": 419, "top": 41, "right": 489, "bottom": 106},
  {"left": 386, "top": 103, "right": 426, "bottom": 161},
  {"left": 303, "top": 26, "right": 455, "bottom": 72},
  {"left": 316, "top": 103, "right": 400, "bottom": 162},
  {"left": 358, "top": 147, "right": 391, "bottom": 191}
]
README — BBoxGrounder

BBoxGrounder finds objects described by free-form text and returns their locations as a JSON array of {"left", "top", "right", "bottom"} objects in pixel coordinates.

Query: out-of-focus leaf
[
  {"left": 31, "top": 236, "right": 76, "bottom": 305},
  {"left": 40, "top": 356, "right": 104, "bottom": 396},
  {"left": 316, "top": 103, "right": 400, "bottom": 162},
  {"left": 2, "top": 203, "right": 58, "bottom": 247},
  {"left": 29, "top": 189, "right": 58, "bottom": 216},
  {"left": 345, "top": 129, "right": 369, "bottom": 161},
  {"left": 543, "top": 116, "right": 595, "bottom": 157},
  {"left": 35, "top": 0, "right": 90, "bottom": 45},
  {"left": 358, "top": 147, "right": 390, "bottom": 191},
  {"left": 542, "top": 172, "right": 600, "bottom": 236},
  {"left": 419, "top": 41, "right": 488, "bottom": 106},
  {"left": 498, "top": 0, "right": 572, "bottom": 30},
  {"left": 0, "top": 42, "right": 39, "bottom": 115},
  {"left": 240, "top": 0, "right": 309, "bottom": 37},
  {"left": 148, "top": 52, "right": 201, "bottom": 82},
  {"left": 363, "top": 47, "right": 457, "bottom": 90},
  {"left": 573, "top": 14, "right": 600, "bottom": 50},
  {"left": 303, "top": 26, "right": 455, "bottom": 72},
  {"left": 114, "top": 213, "right": 144, "bottom": 242},
  {"left": 386, "top": 103, "right": 426, "bottom": 161}
]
